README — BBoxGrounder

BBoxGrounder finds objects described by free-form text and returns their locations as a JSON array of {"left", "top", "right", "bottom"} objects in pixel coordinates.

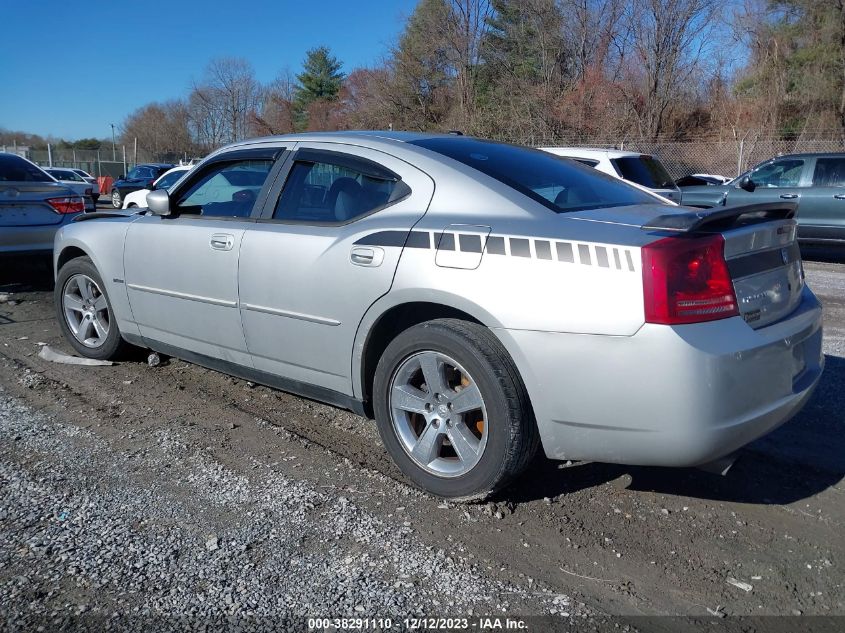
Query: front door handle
[
  {"left": 350, "top": 246, "right": 384, "bottom": 267},
  {"left": 834, "top": 194, "right": 845, "bottom": 200},
  {"left": 210, "top": 233, "right": 234, "bottom": 251},
  {"left": 779, "top": 193, "right": 799, "bottom": 199}
]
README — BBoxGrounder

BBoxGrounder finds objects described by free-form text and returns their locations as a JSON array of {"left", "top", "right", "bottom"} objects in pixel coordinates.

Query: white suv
[
  {"left": 539, "top": 147, "right": 681, "bottom": 204},
  {"left": 122, "top": 165, "right": 193, "bottom": 208}
]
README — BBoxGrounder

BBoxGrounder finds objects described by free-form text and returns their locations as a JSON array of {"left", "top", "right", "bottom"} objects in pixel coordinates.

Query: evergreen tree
[{"left": 295, "top": 47, "right": 345, "bottom": 107}]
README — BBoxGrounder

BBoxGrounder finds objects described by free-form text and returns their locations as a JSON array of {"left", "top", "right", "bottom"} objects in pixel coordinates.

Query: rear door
[
  {"left": 796, "top": 155, "right": 845, "bottom": 242},
  {"left": 238, "top": 143, "right": 435, "bottom": 395},
  {"left": 123, "top": 147, "right": 285, "bottom": 365}
]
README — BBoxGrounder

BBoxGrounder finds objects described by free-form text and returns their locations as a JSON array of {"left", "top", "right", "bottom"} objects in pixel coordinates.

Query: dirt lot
[{"left": 0, "top": 251, "right": 843, "bottom": 629}]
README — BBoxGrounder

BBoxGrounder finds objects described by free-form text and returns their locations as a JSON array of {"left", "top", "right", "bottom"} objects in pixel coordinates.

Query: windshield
[
  {"left": 155, "top": 170, "right": 187, "bottom": 190},
  {"left": 0, "top": 154, "right": 53, "bottom": 183},
  {"left": 410, "top": 138, "right": 656, "bottom": 213},
  {"left": 611, "top": 155, "right": 675, "bottom": 189}
]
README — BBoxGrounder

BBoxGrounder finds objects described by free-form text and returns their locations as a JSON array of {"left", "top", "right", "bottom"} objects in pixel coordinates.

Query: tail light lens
[
  {"left": 642, "top": 234, "right": 738, "bottom": 325},
  {"left": 46, "top": 196, "right": 86, "bottom": 214}
]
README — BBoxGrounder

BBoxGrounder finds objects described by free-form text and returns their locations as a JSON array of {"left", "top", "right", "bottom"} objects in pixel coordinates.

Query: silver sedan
[{"left": 52, "top": 132, "right": 824, "bottom": 499}]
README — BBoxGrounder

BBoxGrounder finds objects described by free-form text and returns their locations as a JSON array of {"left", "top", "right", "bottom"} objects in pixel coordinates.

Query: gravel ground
[
  {"left": 0, "top": 389, "right": 588, "bottom": 631},
  {"left": 0, "top": 254, "right": 843, "bottom": 631}
]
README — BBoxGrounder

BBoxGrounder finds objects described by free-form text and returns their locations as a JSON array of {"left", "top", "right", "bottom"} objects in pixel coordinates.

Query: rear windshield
[
  {"left": 48, "top": 169, "right": 84, "bottom": 181},
  {"left": 611, "top": 155, "right": 675, "bottom": 189},
  {"left": 410, "top": 138, "right": 655, "bottom": 213},
  {"left": 0, "top": 154, "right": 53, "bottom": 183}
]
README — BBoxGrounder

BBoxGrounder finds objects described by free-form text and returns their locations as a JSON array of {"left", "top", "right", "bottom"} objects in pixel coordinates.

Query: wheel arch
[
  {"left": 353, "top": 290, "right": 505, "bottom": 415},
  {"left": 55, "top": 244, "right": 92, "bottom": 277}
]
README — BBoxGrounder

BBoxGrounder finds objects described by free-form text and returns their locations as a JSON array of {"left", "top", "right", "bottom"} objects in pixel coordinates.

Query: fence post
[
  {"left": 47, "top": 143, "right": 53, "bottom": 167},
  {"left": 737, "top": 139, "right": 744, "bottom": 176},
  {"left": 72, "top": 148, "right": 76, "bottom": 167},
  {"left": 134, "top": 137, "right": 137, "bottom": 167},
  {"left": 122, "top": 145, "right": 126, "bottom": 176},
  {"left": 97, "top": 150, "right": 101, "bottom": 178}
]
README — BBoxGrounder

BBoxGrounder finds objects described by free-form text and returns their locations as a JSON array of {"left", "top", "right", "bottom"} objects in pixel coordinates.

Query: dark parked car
[
  {"left": 680, "top": 153, "right": 845, "bottom": 245},
  {"left": 0, "top": 153, "right": 86, "bottom": 255},
  {"left": 110, "top": 163, "right": 174, "bottom": 208}
]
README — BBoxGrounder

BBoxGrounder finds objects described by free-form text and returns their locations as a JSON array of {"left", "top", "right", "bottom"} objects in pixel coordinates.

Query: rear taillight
[
  {"left": 46, "top": 196, "right": 86, "bottom": 214},
  {"left": 642, "top": 234, "right": 738, "bottom": 325}
]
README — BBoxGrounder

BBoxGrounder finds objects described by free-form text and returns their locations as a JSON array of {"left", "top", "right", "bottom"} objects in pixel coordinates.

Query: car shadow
[
  {"left": 502, "top": 353, "right": 845, "bottom": 506},
  {"left": 800, "top": 245, "right": 845, "bottom": 264},
  {"left": 0, "top": 254, "right": 54, "bottom": 292}
]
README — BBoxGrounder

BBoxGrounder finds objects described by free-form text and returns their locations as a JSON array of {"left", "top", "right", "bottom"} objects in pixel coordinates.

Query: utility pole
[{"left": 110, "top": 123, "right": 116, "bottom": 161}]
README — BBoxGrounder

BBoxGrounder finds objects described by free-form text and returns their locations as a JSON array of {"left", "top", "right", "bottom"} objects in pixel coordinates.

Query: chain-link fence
[
  {"left": 497, "top": 135, "right": 845, "bottom": 180},
  {"left": 8, "top": 136, "right": 845, "bottom": 182},
  {"left": 6, "top": 146, "right": 197, "bottom": 179}
]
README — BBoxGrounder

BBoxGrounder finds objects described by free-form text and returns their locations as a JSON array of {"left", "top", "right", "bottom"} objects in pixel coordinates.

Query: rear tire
[
  {"left": 111, "top": 189, "right": 122, "bottom": 208},
  {"left": 373, "top": 319, "right": 539, "bottom": 500},
  {"left": 55, "top": 256, "right": 128, "bottom": 360}
]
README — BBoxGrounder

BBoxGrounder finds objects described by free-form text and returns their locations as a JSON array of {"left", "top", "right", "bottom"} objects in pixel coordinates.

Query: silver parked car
[
  {"left": 1, "top": 153, "right": 87, "bottom": 256},
  {"left": 52, "top": 132, "right": 824, "bottom": 499}
]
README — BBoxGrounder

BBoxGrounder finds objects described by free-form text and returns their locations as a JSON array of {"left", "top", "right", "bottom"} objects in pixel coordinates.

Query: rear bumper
[
  {"left": 0, "top": 217, "right": 78, "bottom": 254},
  {"left": 494, "top": 287, "right": 824, "bottom": 466}
]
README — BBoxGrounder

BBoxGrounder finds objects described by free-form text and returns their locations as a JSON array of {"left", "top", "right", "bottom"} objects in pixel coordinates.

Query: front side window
[
  {"left": 750, "top": 159, "right": 805, "bottom": 188},
  {"left": 273, "top": 157, "right": 407, "bottom": 223},
  {"left": 0, "top": 155, "right": 52, "bottom": 182},
  {"left": 812, "top": 157, "right": 845, "bottom": 187},
  {"left": 176, "top": 159, "right": 273, "bottom": 218},
  {"left": 410, "top": 137, "right": 655, "bottom": 213}
]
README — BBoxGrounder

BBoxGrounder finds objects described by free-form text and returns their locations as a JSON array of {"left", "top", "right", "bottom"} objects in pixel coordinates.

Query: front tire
[
  {"left": 373, "top": 319, "right": 539, "bottom": 500},
  {"left": 111, "top": 189, "right": 122, "bottom": 208},
  {"left": 55, "top": 257, "right": 127, "bottom": 360}
]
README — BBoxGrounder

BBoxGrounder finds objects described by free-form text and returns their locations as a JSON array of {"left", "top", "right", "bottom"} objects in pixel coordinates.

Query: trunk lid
[
  {"left": 0, "top": 182, "right": 73, "bottom": 227},
  {"left": 569, "top": 202, "right": 804, "bottom": 329}
]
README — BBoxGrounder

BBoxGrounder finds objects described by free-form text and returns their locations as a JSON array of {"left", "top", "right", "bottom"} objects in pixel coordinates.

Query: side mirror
[
  {"left": 739, "top": 176, "right": 756, "bottom": 192},
  {"left": 146, "top": 189, "right": 171, "bottom": 216}
]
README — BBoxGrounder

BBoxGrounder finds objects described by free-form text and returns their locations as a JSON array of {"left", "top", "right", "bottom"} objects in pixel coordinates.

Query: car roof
[
  {"left": 539, "top": 147, "right": 644, "bottom": 159},
  {"left": 765, "top": 152, "right": 845, "bottom": 159},
  {"left": 135, "top": 162, "right": 175, "bottom": 168}
]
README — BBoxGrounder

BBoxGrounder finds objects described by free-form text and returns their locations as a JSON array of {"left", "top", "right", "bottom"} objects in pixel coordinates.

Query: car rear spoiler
[{"left": 642, "top": 202, "right": 797, "bottom": 233}]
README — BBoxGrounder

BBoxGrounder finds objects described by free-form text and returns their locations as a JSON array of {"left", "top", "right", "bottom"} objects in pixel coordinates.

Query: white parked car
[
  {"left": 539, "top": 147, "right": 682, "bottom": 204},
  {"left": 122, "top": 165, "right": 192, "bottom": 209}
]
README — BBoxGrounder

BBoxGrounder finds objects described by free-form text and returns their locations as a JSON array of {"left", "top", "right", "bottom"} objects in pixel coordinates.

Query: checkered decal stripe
[{"left": 355, "top": 230, "right": 637, "bottom": 272}]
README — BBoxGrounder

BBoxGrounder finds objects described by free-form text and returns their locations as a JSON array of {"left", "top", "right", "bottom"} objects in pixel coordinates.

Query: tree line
[{"left": 5, "top": 0, "right": 842, "bottom": 156}]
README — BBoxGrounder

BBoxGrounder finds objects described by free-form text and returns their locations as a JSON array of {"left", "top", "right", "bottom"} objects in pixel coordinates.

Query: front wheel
[
  {"left": 55, "top": 256, "right": 128, "bottom": 360},
  {"left": 111, "top": 189, "right": 122, "bottom": 208},
  {"left": 373, "top": 319, "right": 539, "bottom": 500}
]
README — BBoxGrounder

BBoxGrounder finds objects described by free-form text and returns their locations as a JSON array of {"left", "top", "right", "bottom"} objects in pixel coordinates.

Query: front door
[
  {"left": 238, "top": 143, "right": 435, "bottom": 395},
  {"left": 123, "top": 149, "right": 282, "bottom": 365},
  {"left": 727, "top": 156, "right": 808, "bottom": 209}
]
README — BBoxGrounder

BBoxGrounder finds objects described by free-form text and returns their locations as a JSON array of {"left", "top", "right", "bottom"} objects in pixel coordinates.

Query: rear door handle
[
  {"left": 350, "top": 246, "right": 384, "bottom": 267},
  {"left": 779, "top": 193, "right": 799, "bottom": 199},
  {"left": 834, "top": 194, "right": 845, "bottom": 200},
  {"left": 210, "top": 233, "right": 234, "bottom": 251}
]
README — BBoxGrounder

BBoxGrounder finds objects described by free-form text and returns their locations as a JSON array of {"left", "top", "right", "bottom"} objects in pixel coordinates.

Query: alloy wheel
[
  {"left": 62, "top": 274, "right": 110, "bottom": 348},
  {"left": 389, "top": 351, "right": 488, "bottom": 477}
]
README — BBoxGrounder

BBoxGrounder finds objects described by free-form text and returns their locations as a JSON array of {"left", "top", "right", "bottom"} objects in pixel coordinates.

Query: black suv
[{"left": 110, "top": 163, "right": 174, "bottom": 208}]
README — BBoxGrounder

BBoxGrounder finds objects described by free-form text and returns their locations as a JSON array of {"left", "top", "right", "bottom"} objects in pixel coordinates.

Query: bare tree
[
  {"left": 624, "top": 0, "right": 719, "bottom": 140},
  {"left": 188, "top": 57, "right": 262, "bottom": 148}
]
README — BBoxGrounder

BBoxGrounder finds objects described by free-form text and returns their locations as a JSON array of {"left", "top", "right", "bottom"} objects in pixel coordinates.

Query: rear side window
[
  {"left": 49, "top": 169, "right": 83, "bottom": 181},
  {"left": 0, "top": 154, "right": 53, "bottom": 182},
  {"left": 812, "top": 157, "right": 845, "bottom": 187},
  {"left": 410, "top": 137, "right": 654, "bottom": 213},
  {"left": 273, "top": 156, "right": 409, "bottom": 223},
  {"left": 611, "top": 155, "right": 674, "bottom": 189},
  {"left": 176, "top": 159, "right": 274, "bottom": 218}
]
